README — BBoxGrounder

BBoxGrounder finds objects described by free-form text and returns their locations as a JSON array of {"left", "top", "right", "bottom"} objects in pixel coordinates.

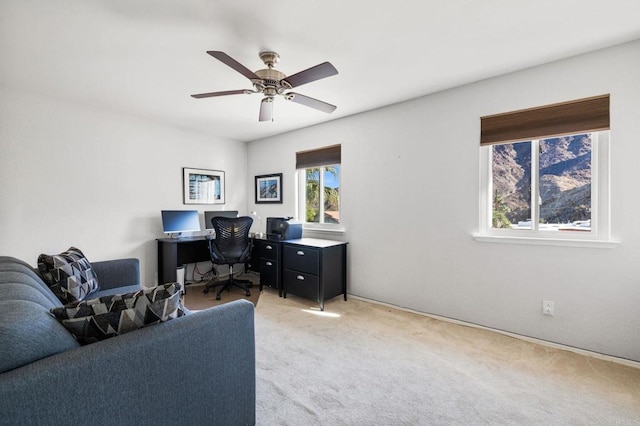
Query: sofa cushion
[
  {"left": 50, "top": 282, "right": 184, "bottom": 345},
  {"left": 92, "top": 284, "right": 142, "bottom": 299},
  {"left": 0, "top": 257, "right": 62, "bottom": 307},
  {"left": 37, "top": 247, "right": 100, "bottom": 304},
  {"left": 0, "top": 299, "right": 81, "bottom": 373},
  {"left": 0, "top": 271, "right": 61, "bottom": 308},
  {"left": 91, "top": 259, "right": 140, "bottom": 291}
]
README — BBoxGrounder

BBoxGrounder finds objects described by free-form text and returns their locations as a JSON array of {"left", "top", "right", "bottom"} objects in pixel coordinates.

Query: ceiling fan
[{"left": 191, "top": 51, "right": 338, "bottom": 122}]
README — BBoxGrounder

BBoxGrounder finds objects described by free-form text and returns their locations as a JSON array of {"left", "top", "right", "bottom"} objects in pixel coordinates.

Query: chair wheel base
[
  {"left": 203, "top": 288, "right": 209, "bottom": 294},
  {"left": 216, "top": 295, "right": 221, "bottom": 300}
]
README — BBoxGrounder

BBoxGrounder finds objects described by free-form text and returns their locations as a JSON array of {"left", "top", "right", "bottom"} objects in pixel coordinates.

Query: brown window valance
[
  {"left": 480, "top": 94, "right": 610, "bottom": 146},
  {"left": 296, "top": 144, "right": 341, "bottom": 169}
]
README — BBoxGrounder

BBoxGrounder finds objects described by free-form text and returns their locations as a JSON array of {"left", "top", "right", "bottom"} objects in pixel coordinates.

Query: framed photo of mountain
[{"left": 255, "top": 173, "right": 282, "bottom": 204}]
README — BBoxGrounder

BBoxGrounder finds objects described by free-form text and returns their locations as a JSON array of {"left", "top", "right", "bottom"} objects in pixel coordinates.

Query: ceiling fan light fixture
[{"left": 259, "top": 96, "right": 275, "bottom": 122}]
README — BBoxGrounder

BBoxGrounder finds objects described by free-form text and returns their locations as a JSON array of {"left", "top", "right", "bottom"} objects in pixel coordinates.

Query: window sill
[
  {"left": 303, "top": 225, "right": 345, "bottom": 235},
  {"left": 473, "top": 234, "right": 620, "bottom": 249}
]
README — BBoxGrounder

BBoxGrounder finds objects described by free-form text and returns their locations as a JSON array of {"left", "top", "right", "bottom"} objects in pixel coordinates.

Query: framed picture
[
  {"left": 183, "top": 167, "right": 225, "bottom": 205},
  {"left": 255, "top": 173, "right": 283, "bottom": 204}
]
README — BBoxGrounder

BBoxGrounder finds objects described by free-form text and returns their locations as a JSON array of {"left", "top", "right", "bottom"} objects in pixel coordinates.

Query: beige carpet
[
  {"left": 182, "top": 272, "right": 260, "bottom": 310},
  {"left": 254, "top": 289, "right": 640, "bottom": 425}
]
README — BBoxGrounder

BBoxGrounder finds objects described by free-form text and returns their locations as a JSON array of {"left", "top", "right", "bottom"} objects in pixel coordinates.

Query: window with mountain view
[
  {"left": 476, "top": 95, "right": 614, "bottom": 246},
  {"left": 492, "top": 133, "right": 592, "bottom": 232}
]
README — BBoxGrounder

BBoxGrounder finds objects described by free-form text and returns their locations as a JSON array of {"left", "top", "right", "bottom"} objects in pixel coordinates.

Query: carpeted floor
[
  {"left": 182, "top": 272, "right": 260, "bottom": 310},
  {"left": 253, "top": 289, "right": 640, "bottom": 425}
]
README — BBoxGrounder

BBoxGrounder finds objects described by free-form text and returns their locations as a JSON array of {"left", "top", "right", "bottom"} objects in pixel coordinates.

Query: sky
[{"left": 324, "top": 165, "right": 340, "bottom": 188}]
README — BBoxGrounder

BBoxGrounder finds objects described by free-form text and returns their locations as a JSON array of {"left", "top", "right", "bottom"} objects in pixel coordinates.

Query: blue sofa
[{"left": 0, "top": 256, "right": 256, "bottom": 425}]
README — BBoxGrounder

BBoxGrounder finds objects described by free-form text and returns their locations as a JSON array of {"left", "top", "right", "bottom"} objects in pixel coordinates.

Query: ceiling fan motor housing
[{"left": 254, "top": 68, "right": 289, "bottom": 95}]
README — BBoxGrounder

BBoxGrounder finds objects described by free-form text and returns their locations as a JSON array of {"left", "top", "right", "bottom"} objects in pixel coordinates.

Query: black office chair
[{"left": 204, "top": 216, "right": 254, "bottom": 300}]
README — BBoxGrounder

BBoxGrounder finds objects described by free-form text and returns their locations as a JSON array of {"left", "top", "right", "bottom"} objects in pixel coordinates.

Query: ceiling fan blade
[
  {"left": 282, "top": 62, "right": 338, "bottom": 88},
  {"left": 287, "top": 93, "right": 337, "bottom": 113},
  {"left": 207, "top": 51, "right": 259, "bottom": 80},
  {"left": 191, "top": 89, "right": 247, "bottom": 99},
  {"left": 259, "top": 98, "right": 274, "bottom": 122}
]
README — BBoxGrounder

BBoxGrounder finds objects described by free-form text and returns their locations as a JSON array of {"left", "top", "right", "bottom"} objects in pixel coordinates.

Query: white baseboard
[{"left": 349, "top": 295, "right": 640, "bottom": 369}]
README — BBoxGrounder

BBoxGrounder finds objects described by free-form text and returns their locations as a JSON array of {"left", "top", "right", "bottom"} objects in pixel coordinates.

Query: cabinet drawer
[
  {"left": 283, "top": 245, "right": 319, "bottom": 274},
  {"left": 259, "top": 259, "right": 279, "bottom": 289},
  {"left": 258, "top": 241, "right": 280, "bottom": 261},
  {"left": 284, "top": 270, "right": 319, "bottom": 301}
]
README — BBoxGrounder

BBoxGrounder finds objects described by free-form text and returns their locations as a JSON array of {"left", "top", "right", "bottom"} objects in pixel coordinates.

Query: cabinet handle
[
  {"left": 266, "top": 245, "right": 272, "bottom": 250},
  {"left": 266, "top": 261, "right": 272, "bottom": 266},
  {"left": 296, "top": 251, "right": 305, "bottom": 256},
  {"left": 296, "top": 275, "right": 305, "bottom": 280}
]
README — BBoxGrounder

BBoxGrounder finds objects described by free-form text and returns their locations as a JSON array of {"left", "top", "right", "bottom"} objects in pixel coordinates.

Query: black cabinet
[
  {"left": 282, "top": 238, "right": 348, "bottom": 311},
  {"left": 255, "top": 239, "right": 282, "bottom": 295},
  {"left": 247, "top": 241, "right": 261, "bottom": 273}
]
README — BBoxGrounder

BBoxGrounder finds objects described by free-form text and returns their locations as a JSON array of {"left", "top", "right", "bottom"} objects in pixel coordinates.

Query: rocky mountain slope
[{"left": 492, "top": 134, "right": 592, "bottom": 225}]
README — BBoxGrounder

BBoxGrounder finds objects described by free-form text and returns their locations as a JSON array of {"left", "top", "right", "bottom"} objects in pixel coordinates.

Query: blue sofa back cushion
[
  {"left": 0, "top": 257, "right": 62, "bottom": 306},
  {"left": 50, "top": 282, "right": 184, "bottom": 345},
  {"left": 0, "top": 299, "right": 81, "bottom": 373},
  {"left": 37, "top": 247, "right": 100, "bottom": 305}
]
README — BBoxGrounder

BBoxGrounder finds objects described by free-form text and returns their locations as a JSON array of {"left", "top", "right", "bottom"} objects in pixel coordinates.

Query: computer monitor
[
  {"left": 161, "top": 210, "right": 201, "bottom": 235},
  {"left": 204, "top": 210, "right": 239, "bottom": 229}
]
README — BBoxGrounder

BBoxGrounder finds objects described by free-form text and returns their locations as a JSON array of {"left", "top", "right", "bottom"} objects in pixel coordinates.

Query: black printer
[{"left": 266, "top": 217, "right": 303, "bottom": 240}]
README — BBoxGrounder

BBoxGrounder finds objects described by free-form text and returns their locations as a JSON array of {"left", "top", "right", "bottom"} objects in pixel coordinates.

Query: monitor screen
[
  {"left": 204, "top": 210, "right": 239, "bottom": 229},
  {"left": 161, "top": 210, "right": 201, "bottom": 234}
]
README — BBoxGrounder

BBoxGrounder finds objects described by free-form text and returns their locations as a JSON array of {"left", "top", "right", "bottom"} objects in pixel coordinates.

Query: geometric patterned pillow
[
  {"left": 37, "top": 247, "right": 100, "bottom": 305},
  {"left": 50, "top": 282, "right": 184, "bottom": 345}
]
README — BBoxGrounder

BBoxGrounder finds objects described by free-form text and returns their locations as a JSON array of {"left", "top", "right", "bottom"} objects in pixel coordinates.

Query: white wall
[
  {"left": 247, "top": 40, "right": 640, "bottom": 362},
  {"left": 0, "top": 87, "right": 247, "bottom": 285}
]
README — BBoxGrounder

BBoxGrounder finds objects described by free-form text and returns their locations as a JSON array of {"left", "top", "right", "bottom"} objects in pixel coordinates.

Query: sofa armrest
[
  {"left": 91, "top": 258, "right": 140, "bottom": 290},
  {"left": 0, "top": 299, "right": 256, "bottom": 426}
]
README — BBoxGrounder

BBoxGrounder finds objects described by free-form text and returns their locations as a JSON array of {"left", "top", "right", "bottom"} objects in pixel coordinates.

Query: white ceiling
[{"left": 2, "top": 1, "right": 639, "bottom": 142}]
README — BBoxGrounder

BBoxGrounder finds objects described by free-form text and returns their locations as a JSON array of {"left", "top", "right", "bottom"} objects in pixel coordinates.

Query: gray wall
[
  {"left": 247, "top": 40, "right": 640, "bottom": 362},
  {"left": 0, "top": 88, "right": 248, "bottom": 285}
]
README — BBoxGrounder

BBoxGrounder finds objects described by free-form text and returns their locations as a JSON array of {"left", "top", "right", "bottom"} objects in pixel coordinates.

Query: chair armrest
[
  {"left": 0, "top": 299, "right": 256, "bottom": 425},
  {"left": 92, "top": 258, "right": 140, "bottom": 290}
]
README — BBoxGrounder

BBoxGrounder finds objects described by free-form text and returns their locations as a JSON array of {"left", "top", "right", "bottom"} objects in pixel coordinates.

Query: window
[
  {"left": 490, "top": 133, "right": 597, "bottom": 231},
  {"left": 476, "top": 95, "right": 617, "bottom": 247},
  {"left": 296, "top": 145, "right": 341, "bottom": 229}
]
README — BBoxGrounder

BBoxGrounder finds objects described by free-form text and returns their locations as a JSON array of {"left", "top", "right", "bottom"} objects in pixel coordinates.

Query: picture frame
[
  {"left": 183, "top": 167, "right": 225, "bottom": 205},
  {"left": 255, "top": 173, "right": 283, "bottom": 204}
]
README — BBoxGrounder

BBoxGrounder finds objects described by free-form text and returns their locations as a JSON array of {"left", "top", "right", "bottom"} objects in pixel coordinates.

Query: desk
[
  {"left": 157, "top": 237, "right": 210, "bottom": 284},
  {"left": 157, "top": 237, "right": 348, "bottom": 310}
]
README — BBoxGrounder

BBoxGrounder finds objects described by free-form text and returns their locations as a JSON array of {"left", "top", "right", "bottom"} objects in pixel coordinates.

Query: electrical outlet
[{"left": 542, "top": 300, "right": 555, "bottom": 316}]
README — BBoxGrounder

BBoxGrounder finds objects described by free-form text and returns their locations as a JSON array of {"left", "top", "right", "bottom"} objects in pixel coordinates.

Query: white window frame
[
  {"left": 296, "top": 164, "right": 344, "bottom": 233},
  {"left": 474, "top": 131, "right": 618, "bottom": 248}
]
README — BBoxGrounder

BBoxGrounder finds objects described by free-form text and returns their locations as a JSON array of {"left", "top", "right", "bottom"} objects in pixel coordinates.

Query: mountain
[{"left": 492, "top": 134, "right": 591, "bottom": 225}]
